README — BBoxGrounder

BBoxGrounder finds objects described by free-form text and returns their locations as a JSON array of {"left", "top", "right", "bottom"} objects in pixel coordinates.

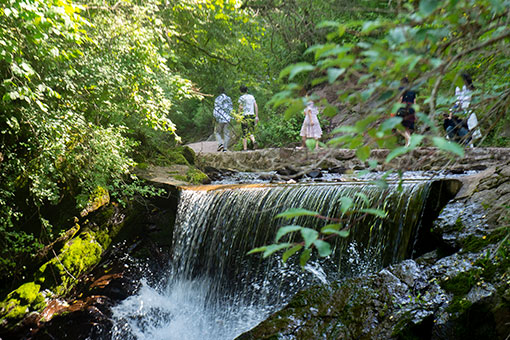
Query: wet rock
[
  {"left": 328, "top": 166, "right": 346, "bottom": 174},
  {"left": 305, "top": 169, "right": 322, "bottom": 178},
  {"left": 276, "top": 165, "right": 299, "bottom": 176}
]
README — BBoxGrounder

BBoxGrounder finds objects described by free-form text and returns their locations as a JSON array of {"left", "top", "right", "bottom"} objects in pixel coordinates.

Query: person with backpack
[
  {"left": 396, "top": 103, "right": 416, "bottom": 146},
  {"left": 238, "top": 85, "right": 259, "bottom": 150},
  {"left": 213, "top": 87, "right": 233, "bottom": 152},
  {"left": 394, "top": 77, "right": 417, "bottom": 146},
  {"left": 454, "top": 72, "right": 481, "bottom": 147},
  {"left": 443, "top": 113, "right": 470, "bottom": 144}
]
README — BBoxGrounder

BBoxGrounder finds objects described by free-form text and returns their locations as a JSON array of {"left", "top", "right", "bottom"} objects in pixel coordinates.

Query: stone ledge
[{"left": 197, "top": 147, "right": 510, "bottom": 172}]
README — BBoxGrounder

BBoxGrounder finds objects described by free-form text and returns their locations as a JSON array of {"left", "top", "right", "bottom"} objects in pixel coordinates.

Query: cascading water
[{"left": 111, "top": 180, "right": 432, "bottom": 340}]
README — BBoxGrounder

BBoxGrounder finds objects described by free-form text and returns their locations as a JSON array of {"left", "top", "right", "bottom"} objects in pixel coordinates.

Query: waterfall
[{"left": 111, "top": 180, "right": 431, "bottom": 340}]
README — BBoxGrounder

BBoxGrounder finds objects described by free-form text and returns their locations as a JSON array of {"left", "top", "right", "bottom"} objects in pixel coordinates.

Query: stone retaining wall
[{"left": 198, "top": 147, "right": 510, "bottom": 172}]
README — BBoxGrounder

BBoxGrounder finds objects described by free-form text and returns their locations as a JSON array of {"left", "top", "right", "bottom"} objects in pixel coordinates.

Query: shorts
[{"left": 241, "top": 116, "right": 256, "bottom": 137}]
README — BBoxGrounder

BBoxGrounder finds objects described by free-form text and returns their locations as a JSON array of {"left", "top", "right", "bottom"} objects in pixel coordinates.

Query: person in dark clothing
[
  {"left": 443, "top": 113, "right": 470, "bottom": 145},
  {"left": 399, "top": 77, "right": 417, "bottom": 104},
  {"left": 397, "top": 104, "right": 416, "bottom": 145}
]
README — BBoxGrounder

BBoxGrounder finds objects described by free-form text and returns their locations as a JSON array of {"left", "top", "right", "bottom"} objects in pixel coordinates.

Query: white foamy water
[{"left": 111, "top": 278, "right": 275, "bottom": 340}]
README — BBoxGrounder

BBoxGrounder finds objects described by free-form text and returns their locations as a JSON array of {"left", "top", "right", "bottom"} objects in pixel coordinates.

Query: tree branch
[{"left": 164, "top": 29, "right": 239, "bottom": 67}]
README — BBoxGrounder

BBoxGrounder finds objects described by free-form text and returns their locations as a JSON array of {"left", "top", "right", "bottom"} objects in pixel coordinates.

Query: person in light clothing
[
  {"left": 299, "top": 100, "right": 322, "bottom": 149},
  {"left": 213, "top": 87, "right": 233, "bottom": 151},
  {"left": 455, "top": 73, "right": 482, "bottom": 146},
  {"left": 238, "top": 85, "right": 259, "bottom": 150}
]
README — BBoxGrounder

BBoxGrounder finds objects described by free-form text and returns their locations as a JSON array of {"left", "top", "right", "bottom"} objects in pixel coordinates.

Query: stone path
[{"left": 186, "top": 141, "right": 220, "bottom": 154}]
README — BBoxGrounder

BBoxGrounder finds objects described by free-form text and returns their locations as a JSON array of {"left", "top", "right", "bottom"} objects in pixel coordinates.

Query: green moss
[
  {"left": 454, "top": 217, "right": 464, "bottom": 231},
  {"left": 173, "top": 175, "right": 187, "bottom": 182},
  {"left": 156, "top": 149, "right": 190, "bottom": 166},
  {"left": 2, "top": 301, "right": 28, "bottom": 320},
  {"left": 136, "top": 162, "right": 149, "bottom": 170},
  {"left": 461, "top": 229, "right": 506, "bottom": 253},
  {"left": 180, "top": 146, "right": 196, "bottom": 165},
  {"left": 0, "top": 282, "right": 46, "bottom": 323},
  {"left": 446, "top": 297, "right": 473, "bottom": 315},
  {"left": 440, "top": 270, "right": 480, "bottom": 296},
  {"left": 186, "top": 168, "right": 209, "bottom": 184},
  {"left": 9, "top": 282, "right": 44, "bottom": 306},
  {"left": 36, "top": 231, "right": 103, "bottom": 295}
]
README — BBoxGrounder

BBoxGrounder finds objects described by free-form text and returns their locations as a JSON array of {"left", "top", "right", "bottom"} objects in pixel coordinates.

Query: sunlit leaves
[
  {"left": 275, "top": 225, "right": 302, "bottom": 242},
  {"left": 279, "top": 62, "right": 315, "bottom": 80},
  {"left": 432, "top": 137, "right": 465, "bottom": 157},
  {"left": 276, "top": 208, "right": 319, "bottom": 219}
]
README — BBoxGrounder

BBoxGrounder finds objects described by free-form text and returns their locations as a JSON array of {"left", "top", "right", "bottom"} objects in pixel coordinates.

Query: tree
[
  {"left": 0, "top": 0, "right": 201, "bottom": 285},
  {"left": 251, "top": 0, "right": 510, "bottom": 264}
]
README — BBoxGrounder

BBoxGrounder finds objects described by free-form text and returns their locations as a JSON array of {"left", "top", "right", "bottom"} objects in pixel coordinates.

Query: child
[
  {"left": 396, "top": 103, "right": 416, "bottom": 147},
  {"left": 299, "top": 100, "right": 322, "bottom": 149}
]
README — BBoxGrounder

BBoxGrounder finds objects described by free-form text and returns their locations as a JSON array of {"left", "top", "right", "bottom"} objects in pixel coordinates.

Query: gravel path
[{"left": 186, "top": 141, "right": 221, "bottom": 154}]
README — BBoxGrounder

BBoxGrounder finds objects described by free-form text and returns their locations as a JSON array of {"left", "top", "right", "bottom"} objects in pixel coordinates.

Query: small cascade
[{"left": 111, "top": 180, "right": 432, "bottom": 340}]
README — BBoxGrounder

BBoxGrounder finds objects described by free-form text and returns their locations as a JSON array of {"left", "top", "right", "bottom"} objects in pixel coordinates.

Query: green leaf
[
  {"left": 419, "top": 0, "right": 440, "bottom": 16},
  {"left": 275, "top": 225, "right": 302, "bottom": 242},
  {"left": 327, "top": 134, "right": 352, "bottom": 146},
  {"left": 432, "top": 137, "right": 465, "bottom": 157},
  {"left": 356, "top": 145, "right": 371, "bottom": 161},
  {"left": 322, "top": 105, "right": 338, "bottom": 117},
  {"left": 322, "top": 226, "right": 349, "bottom": 238},
  {"left": 408, "top": 134, "right": 425, "bottom": 149},
  {"left": 360, "top": 208, "right": 387, "bottom": 218},
  {"left": 263, "top": 243, "right": 292, "bottom": 258},
  {"left": 327, "top": 68, "right": 345, "bottom": 83},
  {"left": 247, "top": 246, "right": 267, "bottom": 255},
  {"left": 301, "top": 228, "right": 319, "bottom": 248},
  {"left": 300, "top": 248, "right": 312, "bottom": 267},
  {"left": 286, "top": 62, "right": 315, "bottom": 80},
  {"left": 284, "top": 100, "right": 305, "bottom": 120},
  {"left": 317, "top": 21, "right": 340, "bottom": 29},
  {"left": 282, "top": 244, "right": 303, "bottom": 263},
  {"left": 385, "top": 146, "right": 408, "bottom": 163},
  {"left": 367, "top": 159, "right": 378, "bottom": 169},
  {"left": 320, "top": 223, "right": 342, "bottom": 232},
  {"left": 340, "top": 196, "right": 353, "bottom": 214},
  {"left": 305, "top": 138, "right": 317, "bottom": 150},
  {"left": 313, "top": 240, "right": 332, "bottom": 257},
  {"left": 276, "top": 208, "right": 319, "bottom": 219},
  {"left": 332, "top": 125, "right": 359, "bottom": 134},
  {"left": 355, "top": 192, "right": 370, "bottom": 205},
  {"left": 362, "top": 20, "right": 383, "bottom": 34}
]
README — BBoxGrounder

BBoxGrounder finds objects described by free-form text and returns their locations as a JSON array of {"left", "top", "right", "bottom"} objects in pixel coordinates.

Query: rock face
[
  {"left": 236, "top": 161, "right": 510, "bottom": 340},
  {"left": 198, "top": 147, "right": 510, "bottom": 173}
]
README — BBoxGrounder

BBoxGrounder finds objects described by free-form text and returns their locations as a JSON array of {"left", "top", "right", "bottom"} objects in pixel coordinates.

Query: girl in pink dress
[{"left": 299, "top": 100, "right": 322, "bottom": 149}]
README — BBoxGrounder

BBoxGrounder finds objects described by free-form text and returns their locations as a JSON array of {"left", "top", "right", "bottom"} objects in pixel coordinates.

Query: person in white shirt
[
  {"left": 238, "top": 85, "right": 259, "bottom": 150},
  {"left": 213, "top": 87, "right": 233, "bottom": 151},
  {"left": 455, "top": 73, "right": 482, "bottom": 146}
]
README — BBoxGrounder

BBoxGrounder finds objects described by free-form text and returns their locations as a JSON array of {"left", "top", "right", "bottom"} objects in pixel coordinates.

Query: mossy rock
[
  {"left": 186, "top": 168, "right": 210, "bottom": 184},
  {"left": 0, "top": 282, "right": 45, "bottom": 324},
  {"left": 180, "top": 146, "right": 196, "bottom": 165},
  {"left": 155, "top": 148, "right": 190, "bottom": 166},
  {"left": 460, "top": 228, "right": 507, "bottom": 253},
  {"left": 35, "top": 231, "right": 103, "bottom": 295}
]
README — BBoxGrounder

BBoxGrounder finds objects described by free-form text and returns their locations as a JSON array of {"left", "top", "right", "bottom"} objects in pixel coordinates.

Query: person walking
[
  {"left": 299, "top": 99, "right": 322, "bottom": 150},
  {"left": 455, "top": 72, "right": 481, "bottom": 146},
  {"left": 213, "top": 87, "right": 233, "bottom": 152},
  {"left": 395, "top": 77, "right": 417, "bottom": 146},
  {"left": 238, "top": 85, "right": 259, "bottom": 150}
]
